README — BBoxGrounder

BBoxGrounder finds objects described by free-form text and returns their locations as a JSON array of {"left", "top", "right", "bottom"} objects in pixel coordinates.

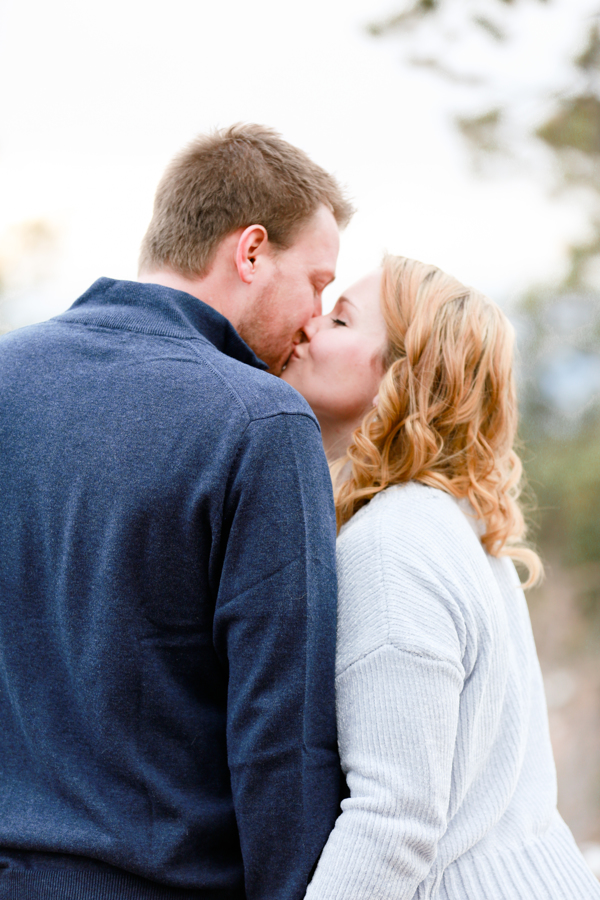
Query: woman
[{"left": 282, "top": 257, "right": 600, "bottom": 899}]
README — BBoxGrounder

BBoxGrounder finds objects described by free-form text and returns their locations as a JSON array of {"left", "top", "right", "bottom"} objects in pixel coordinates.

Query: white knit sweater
[{"left": 306, "top": 482, "right": 600, "bottom": 899}]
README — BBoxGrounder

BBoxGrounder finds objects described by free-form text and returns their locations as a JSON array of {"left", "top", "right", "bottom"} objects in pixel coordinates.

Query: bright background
[
  {"left": 2, "top": 0, "right": 600, "bottom": 873},
  {"left": 0, "top": 0, "right": 592, "bottom": 325}
]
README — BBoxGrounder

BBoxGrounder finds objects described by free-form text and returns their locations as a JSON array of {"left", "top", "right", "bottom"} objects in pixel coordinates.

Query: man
[{"left": 0, "top": 125, "right": 353, "bottom": 900}]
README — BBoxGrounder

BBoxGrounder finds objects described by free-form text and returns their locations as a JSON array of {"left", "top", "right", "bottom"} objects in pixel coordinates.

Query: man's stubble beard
[{"left": 236, "top": 279, "right": 291, "bottom": 376}]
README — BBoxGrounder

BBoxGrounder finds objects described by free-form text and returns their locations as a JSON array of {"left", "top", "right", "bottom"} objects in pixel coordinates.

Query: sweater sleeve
[
  {"left": 306, "top": 646, "right": 463, "bottom": 899},
  {"left": 213, "top": 412, "right": 341, "bottom": 900},
  {"left": 306, "top": 491, "right": 466, "bottom": 900}
]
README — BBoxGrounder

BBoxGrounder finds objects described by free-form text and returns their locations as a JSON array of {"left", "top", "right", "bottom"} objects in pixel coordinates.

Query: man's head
[{"left": 138, "top": 124, "right": 353, "bottom": 372}]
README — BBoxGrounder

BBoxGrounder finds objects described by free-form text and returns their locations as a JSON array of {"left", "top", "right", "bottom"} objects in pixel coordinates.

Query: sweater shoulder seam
[
  {"left": 219, "top": 553, "right": 336, "bottom": 605},
  {"left": 185, "top": 340, "right": 318, "bottom": 425},
  {"left": 336, "top": 641, "right": 465, "bottom": 681}
]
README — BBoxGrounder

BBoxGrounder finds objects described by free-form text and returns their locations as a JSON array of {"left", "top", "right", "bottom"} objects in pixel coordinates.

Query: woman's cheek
[{"left": 311, "top": 337, "right": 340, "bottom": 375}]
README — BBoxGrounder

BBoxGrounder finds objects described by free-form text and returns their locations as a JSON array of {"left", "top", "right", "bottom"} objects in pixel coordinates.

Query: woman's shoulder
[
  {"left": 335, "top": 483, "right": 500, "bottom": 677},
  {"left": 338, "top": 482, "right": 480, "bottom": 563}
]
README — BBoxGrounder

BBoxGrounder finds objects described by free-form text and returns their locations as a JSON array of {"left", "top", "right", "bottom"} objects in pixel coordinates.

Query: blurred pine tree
[{"left": 368, "top": 0, "right": 600, "bottom": 580}]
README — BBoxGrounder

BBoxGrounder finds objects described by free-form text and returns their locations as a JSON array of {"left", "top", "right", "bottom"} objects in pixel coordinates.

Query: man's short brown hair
[{"left": 138, "top": 124, "right": 353, "bottom": 278}]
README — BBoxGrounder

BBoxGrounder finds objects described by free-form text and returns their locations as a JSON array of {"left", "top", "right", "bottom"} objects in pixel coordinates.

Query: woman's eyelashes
[{"left": 331, "top": 317, "right": 347, "bottom": 327}]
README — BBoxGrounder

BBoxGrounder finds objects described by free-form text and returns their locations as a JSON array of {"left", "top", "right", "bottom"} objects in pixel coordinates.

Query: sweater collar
[{"left": 61, "top": 277, "right": 268, "bottom": 371}]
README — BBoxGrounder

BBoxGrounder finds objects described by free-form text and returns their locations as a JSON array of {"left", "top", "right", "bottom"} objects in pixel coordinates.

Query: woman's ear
[{"left": 235, "top": 225, "right": 269, "bottom": 284}]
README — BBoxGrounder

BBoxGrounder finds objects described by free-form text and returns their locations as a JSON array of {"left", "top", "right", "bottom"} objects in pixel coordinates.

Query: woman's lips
[
  {"left": 282, "top": 350, "right": 300, "bottom": 371},
  {"left": 281, "top": 347, "right": 301, "bottom": 372},
  {"left": 290, "top": 344, "right": 307, "bottom": 361}
]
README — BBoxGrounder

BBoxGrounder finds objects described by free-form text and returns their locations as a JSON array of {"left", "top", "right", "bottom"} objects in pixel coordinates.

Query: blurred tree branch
[
  {"left": 369, "top": 0, "right": 600, "bottom": 287},
  {"left": 368, "top": 0, "right": 600, "bottom": 580}
]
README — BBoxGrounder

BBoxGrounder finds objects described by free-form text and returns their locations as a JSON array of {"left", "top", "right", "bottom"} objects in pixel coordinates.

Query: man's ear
[{"left": 235, "top": 225, "right": 269, "bottom": 284}]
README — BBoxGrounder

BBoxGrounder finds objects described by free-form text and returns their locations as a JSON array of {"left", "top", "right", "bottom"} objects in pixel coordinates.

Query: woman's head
[{"left": 289, "top": 254, "right": 541, "bottom": 585}]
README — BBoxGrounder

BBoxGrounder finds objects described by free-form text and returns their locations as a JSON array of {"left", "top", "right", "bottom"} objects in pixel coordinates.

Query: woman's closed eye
[{"left": 331, "top": 317, "right": 347, "bottom": 327}]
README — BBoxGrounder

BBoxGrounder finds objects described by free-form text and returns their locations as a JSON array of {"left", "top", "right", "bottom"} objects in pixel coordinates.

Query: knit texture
[
  {"left": 306, "top": 482, "right": 600, "bottom": 899},
  {"left": 0, "top": 278, "right": 341, "bottom": 900}
]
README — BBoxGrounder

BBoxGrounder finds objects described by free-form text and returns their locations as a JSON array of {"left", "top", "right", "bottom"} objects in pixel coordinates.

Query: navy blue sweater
[{"left": 0, "top": 279, "right": 341, "bottom": 900}]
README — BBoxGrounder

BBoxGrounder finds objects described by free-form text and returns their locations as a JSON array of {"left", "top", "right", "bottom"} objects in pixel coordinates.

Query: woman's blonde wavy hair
[{"left": 333, "top": 255, "right": 543, "bottom": 587}]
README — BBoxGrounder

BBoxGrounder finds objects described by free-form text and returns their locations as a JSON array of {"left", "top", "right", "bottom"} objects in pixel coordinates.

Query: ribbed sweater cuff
[{"left": 440, "top": 818, "right": 600, "bottom": 899}]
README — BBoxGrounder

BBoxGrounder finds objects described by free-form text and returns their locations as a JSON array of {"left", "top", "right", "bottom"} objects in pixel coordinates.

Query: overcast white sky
[{"left": 0, "top": 0, "right": 597, "bottom": 327}]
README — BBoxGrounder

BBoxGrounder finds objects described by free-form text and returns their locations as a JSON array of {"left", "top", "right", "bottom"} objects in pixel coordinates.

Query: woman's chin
[{"left": 280, "top": 372, "right": 320, "bottom": 416}]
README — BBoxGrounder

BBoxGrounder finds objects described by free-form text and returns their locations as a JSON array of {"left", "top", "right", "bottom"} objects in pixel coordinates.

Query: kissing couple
[{"left": 0, "top": 125, "right": 598, "bottom": 900}]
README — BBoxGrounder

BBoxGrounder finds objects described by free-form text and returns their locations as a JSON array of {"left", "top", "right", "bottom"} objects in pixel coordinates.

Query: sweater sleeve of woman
[{"left": 305, "top": 483, "right": 483, "bottom": 900}]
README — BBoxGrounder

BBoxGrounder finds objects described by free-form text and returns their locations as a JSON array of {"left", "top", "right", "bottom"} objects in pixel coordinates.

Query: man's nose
[{"left": 303, "top": 314, "right": 326, "bottom": 340}]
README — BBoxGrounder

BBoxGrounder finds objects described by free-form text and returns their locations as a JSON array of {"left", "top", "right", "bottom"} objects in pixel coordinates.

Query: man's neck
[
  {"left": 138, "top": 268, "right": 239, "bottom": 327},
  {"left": 138, "top": 270, "right": 205, "bottom": 301}
]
